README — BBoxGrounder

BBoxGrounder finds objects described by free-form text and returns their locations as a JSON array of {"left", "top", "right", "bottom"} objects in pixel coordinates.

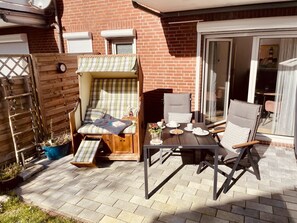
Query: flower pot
[
  {"left": 0, "top": 176, "right": 21, "bottom": 191},
  {"left": 151, "top": 132, "right": 161, "bottom": 141},
  {"left": 42, "top": 142, "right": 70, "bottom": 160}
]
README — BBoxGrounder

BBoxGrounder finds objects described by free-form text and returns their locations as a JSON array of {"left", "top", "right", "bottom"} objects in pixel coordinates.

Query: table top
[{"left": 143, "top": 123, "right": 218, "bottom": 149}]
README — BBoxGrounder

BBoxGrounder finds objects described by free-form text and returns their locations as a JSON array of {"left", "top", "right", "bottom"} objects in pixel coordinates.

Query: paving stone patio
[{"left": 16, "top": 144, "right": 297, "bottom": 223}]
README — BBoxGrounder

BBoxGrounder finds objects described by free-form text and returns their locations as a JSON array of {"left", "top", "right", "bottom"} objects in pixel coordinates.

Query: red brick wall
[{"left": 57, "top": 0, "right": 296, "bottom": 120}]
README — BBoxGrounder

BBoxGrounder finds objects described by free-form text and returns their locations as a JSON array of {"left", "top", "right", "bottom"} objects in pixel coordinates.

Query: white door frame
[
  {"left": 195, "top": 15, "right": 297, "bottom": 144},
  {"left": 203, "top": 38, "right": 233, "bottom": 125}
]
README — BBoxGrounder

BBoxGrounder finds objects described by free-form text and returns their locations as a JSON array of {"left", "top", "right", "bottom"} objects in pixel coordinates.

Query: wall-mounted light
[{"left": 56, "top": 62, "right": 67, "bottom": 73}]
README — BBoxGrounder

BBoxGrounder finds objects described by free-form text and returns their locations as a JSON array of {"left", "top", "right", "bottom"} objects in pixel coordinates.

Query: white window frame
[
  {"left": 101, "top": 29, "right": 136, "bottom": 55},
  {"left": 196, "top": 16, "right": 297, "bottom": 144},
  {"left": 63, "top": 32, "right": 93, "bottom": 53},
  {"left": 111, "top": 39, "right": 136, "bottom": 54}
]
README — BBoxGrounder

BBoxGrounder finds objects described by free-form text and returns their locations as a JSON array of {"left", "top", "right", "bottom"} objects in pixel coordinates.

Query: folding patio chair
[
  {"left": 159, "top": 93, "right": 192, "bottom": 163},
  {"left": 197, "top": 100, "right": 262, "bottom": 193}
]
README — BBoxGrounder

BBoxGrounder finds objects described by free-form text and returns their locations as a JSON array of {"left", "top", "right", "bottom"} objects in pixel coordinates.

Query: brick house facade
[{"left": 1, "top": 0, "right": 297, "bottom": 130}]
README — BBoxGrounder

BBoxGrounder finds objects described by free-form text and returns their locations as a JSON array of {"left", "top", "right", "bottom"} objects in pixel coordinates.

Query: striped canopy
[{"left": 76, "top": 54, "right": 137, "bottom": 74}]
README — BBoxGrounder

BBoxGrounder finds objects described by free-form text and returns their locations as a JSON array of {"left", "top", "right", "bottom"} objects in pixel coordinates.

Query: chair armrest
[
  {"left": 68, "top": 99, "right": 82, "bottom": 133},
  {"left": 232, "top": 140, "right": 260, "bottom": 149},
  {"left": 210, "top": 128, "right": 225, "bottom": 134}
]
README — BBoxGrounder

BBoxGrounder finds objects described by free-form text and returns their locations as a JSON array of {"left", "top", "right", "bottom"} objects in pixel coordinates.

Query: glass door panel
[
  {"left": 204, "top": 39, "right": 232, "bottom": 125},
  {"left": 255, "top": 38, "right": 297, "bottom": 137}
]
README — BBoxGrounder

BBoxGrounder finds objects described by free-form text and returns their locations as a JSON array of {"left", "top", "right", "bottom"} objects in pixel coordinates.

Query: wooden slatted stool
[{"left": 71, "top": 138, "right": 101, "bottom": 167}]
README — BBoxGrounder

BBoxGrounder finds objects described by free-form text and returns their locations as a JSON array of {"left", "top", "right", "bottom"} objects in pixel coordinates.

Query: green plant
[
  {"left": 148, "top": 123, "right": 162, "bottom": 134},
  {"left": 41, "top": 132, "right": 71, "bottom": 147},
  {"left": 0, "top": 163, "right": 22, "bottom": 181},
  {"left": 0, "top": 195, "right": 78, "bottom": 222},
  {"left": 41, "top": 120, "right": 71, "bottom": 147}
]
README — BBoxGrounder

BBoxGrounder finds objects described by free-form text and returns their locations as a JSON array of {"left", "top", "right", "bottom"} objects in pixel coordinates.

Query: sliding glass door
[
  {"left": 255, "top": 37, "right": 297, "bottom": 137},
  {"left": 203, "top": 39, "right": 232, "bottom": 125}
]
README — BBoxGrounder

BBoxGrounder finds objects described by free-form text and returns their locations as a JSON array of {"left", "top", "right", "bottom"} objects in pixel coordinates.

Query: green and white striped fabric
[
  {"left": 78, "top": 122, "right": 136, "bottom": 134},
  {"left": 76, "top": 55, "right": 137, "bottom": 73},
  {"left": 72, "top": 140, "right": 100, "bottom": 164},
  {"left": 90, "top": 78, "right": 138, "bottom": 118},
  {"left": 78, "top": 78, "right": 138, "bottom": 134}
]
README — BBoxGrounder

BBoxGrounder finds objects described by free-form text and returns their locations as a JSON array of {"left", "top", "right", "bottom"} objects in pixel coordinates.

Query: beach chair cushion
[
  {"left": 78, "top": 78, "right": 138, "bottom": 135},
  {"left": 220, "top": 121, "right": 251, "bottom": 153},
  {"left": 89, "top": 78, "right": 138, "bottom": 119},
  {"left": 83, "top": 107, "right": 106, "bottom": 124},
  {"left": 71, "top": 139, "right": 101, "bottom": 166},
  {"left": 78, "top": 122, "right": 136, "bottom": 134}
]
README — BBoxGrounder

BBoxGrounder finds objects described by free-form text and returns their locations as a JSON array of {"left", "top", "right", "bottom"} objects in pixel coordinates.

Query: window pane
[
  {"left": 205, "top": 40, "right": 231, "bottom": 125},
  {"left": 116, "top": 43, "right": 133, "bottom": 54}
]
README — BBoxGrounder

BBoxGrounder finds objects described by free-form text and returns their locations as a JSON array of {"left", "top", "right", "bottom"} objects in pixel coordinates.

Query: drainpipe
[{"left": 51, "top": 0, "right": 64, "bottom": 53}]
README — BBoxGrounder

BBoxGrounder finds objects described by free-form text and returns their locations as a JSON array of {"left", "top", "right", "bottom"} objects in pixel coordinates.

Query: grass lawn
[{"left": 0, "top": 194, "right": 79, "bottom": 223}]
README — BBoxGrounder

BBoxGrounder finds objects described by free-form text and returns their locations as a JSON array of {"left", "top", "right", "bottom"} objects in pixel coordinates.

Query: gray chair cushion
[
  {"left": 227, "top": 100, "right": 261, "bottom": 141},
  {"left": 164, "top": 93, "right": 191, "bottom": 123},
  {"left": 220, "top": 121, "right": 250, "bottom": 153},
  {"left": 168, "top": 112, "right": 192, "bottom": 123}
]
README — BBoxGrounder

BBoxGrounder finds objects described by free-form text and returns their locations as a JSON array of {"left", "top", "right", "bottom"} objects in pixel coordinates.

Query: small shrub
[{"left": 0, "top": 163, "right": 22, "bottom": 181}]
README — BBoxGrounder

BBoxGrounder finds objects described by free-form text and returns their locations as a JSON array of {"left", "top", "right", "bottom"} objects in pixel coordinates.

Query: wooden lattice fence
[{"left": 0, "top": 54, "right": 79, "bottom": 164}]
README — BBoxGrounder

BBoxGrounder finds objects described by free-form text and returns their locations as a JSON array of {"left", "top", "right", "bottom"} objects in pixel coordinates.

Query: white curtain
[{"left": 273, "top": 38, "right": 297, "bottom": 136}]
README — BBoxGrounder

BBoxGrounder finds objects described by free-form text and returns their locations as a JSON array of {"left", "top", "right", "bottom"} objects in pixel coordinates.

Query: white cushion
[
  {"left": 83, "top": 107, "right": 106, "bottom": 124},
  {"left": 168, "top": 112, "right": 192, "bottom": 123},
  {"left": 220, "top": 121, "right": 250, "bottom": 153}
]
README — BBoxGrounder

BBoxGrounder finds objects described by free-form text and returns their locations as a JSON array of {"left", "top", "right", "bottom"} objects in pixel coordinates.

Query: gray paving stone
[
  {"left": 274, "top": 207, "right": 297, "bottom": 219},
  {"left": 14, "top": 146, "right": 297, "bottom": 223},
  {"left": 216, "top": 209, "right": 244, "bottom": 223},
  {"left": 117, "top": 210, "right": 145, "bottom": 223},
  {"left": 93, "top": 193, "right": 118, "bottom": 206},
  {"left": 246, "top": 201, "right": 273, "bottom": 213},
  {"left": 175, "top": 209, "right": 202, "bottom": 222},
  {"left": 40, "top": 196, "right": 65, "bottom": 210},
  {"left": 76, "top": 198, "right": 101, "bottom": 211},
  {"left": 100, "top": 215, "right": 125, "bottom": 223},
  {"left": 287, "top": 202, "right": 297, "bottom": 211},
  {"left": 78, "top": 208, "right": 104, "bottom": 223},
  {"left": 245, "top": 216, "right": 271, "bottom": 223},
  {"left": 96, "top": 204, "right": 121, "bottom": 218},
  {"left": 113, "top": 199, "right": 138, "bottom": 213},
  {"left": 59, "top": 203, "right": 84, "bottom": 216},
  {"left": 130, "top": 195, "right": 154, "bottom": 208},
  {"left": 200, "top": 214, "right": 229, "bottom": 223},
  {"left": 259, "top": 197, "right": 286, "bottom": 208},
  {"left": 232, "top": 205, "right": 259, "bottom": 218},
  {"left": 151, "top": 201, "right": 176, "bottom": 214},
  {"left": 260, "top": 211, "right": 289, "bottom": 223},
  {"left": 134, "top": 205, "right": 161, "bottom": 219},
  {"left": 158, "top": 212, "right": 187, "bottom": 223}
]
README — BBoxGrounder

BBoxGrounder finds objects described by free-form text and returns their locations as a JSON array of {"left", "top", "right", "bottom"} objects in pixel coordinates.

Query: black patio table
[{"left": 143, "top": 122, "right": 220, "bottom": 200}]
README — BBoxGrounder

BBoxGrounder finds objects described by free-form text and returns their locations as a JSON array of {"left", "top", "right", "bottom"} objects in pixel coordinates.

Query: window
[
  {"left": 101, "top": 29, "right": 136, "bottom": 55},
  {"left": 0, "top": 33, "right": 29, "bottom": 54},
  {"left": 63, "top": 32, "right": 93, "bottom": 53},
  {"left": 112, "top": 40, "right": 133, "bottom": 54}
]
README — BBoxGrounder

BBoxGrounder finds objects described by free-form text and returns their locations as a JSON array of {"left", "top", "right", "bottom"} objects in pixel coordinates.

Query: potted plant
[
  {"left": 0, "top": 162, "right": 22, "bottom": 191},
  {"left": 148, "top": 123, "right": 162, "bottom": 144},
  {"left": 40, "top": 120, "right": 71, "bottom": 160},
  {"left": 40, "top": 132, "right": 71, "bottom": 160}
]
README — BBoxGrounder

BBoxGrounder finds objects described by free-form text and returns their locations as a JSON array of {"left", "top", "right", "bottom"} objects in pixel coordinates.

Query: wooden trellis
[
  {"left": 0, "top": 55, "right": 42, "bottom": 165},
  {"left": 0, "top": 54, "right": 79, "bottom": 165}
]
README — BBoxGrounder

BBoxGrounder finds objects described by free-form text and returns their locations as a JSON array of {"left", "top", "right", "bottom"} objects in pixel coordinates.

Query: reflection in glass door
[
  {"left": 204, "top": 39, "right": 232, "bottom": 125},
  {"left": 255, "top": 37, "right": 297, "bottom": 137}
]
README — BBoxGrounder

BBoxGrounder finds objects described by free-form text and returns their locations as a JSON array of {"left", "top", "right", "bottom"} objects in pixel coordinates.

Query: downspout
[{"left": 51, "top": 0, "right": 64, "bottom": 53}]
